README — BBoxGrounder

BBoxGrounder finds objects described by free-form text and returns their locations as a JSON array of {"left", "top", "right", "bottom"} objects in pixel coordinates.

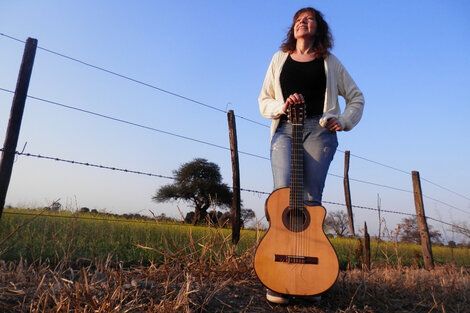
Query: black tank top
[{"left": 280, "top": 55, "right": 326, "bottom": 117}]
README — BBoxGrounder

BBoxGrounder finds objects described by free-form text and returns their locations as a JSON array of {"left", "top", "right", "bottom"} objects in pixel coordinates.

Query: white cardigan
[{"left": 258, "top": 51, "right": 364, "bottom": 138}]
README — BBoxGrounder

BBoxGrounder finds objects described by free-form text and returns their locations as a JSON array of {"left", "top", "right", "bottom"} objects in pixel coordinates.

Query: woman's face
[{"left": 293, "top": 11, "right": 317, "bottom": 40}]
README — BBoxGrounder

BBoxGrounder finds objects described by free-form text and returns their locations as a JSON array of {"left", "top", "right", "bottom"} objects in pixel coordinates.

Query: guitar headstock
[{"left": 287, "top": 103, "right": 306, "bottom": 125}]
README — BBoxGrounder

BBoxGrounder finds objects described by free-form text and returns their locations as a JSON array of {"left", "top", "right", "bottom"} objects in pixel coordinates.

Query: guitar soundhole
[{"left": 282, "top": 207, "right": 310, "bottom": 232}]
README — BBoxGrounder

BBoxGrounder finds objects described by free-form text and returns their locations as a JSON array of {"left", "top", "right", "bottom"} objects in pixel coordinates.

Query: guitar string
[
  {"left": 295, "top": 122, "right": 300, "bottom": 261},
  {"left": 299, "top": 115, "right": 302, "bottom": 260},
  {"left": 292, "top": 121, "right": 296, "bottom": 261},
  {"left": 290, "top": 106, "right": 295, "bottom": 263},
  {"left": 294, "top": 119, "right": 303, "bottom": 262},
  {"left": 291, "top": 104, "right": 307, "bottom": 264},
  {"left": 295, "top": 123, "right": 299, "bottom": 261},
  {"left": 299, "top": 114, "right": 305, "bottom": 262},
  {"left": 297, "top": 125, "right": 305, "bottom": 256},
  {"left": 290, "top": 106, "right": 294, "bottom": 262}
]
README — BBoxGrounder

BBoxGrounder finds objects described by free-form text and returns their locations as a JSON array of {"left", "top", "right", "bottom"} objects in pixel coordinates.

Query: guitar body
[{"left": 254, "top": 187, "right": 339, "bottom": 296}]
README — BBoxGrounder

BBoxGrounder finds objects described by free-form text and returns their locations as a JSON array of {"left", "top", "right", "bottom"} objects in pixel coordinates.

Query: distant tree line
[{"left": 324, "top": 209, "right": 470, "bottom": 248}]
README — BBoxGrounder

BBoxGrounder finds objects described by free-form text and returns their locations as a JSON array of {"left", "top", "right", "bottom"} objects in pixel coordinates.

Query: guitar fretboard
[{"left": 290, "top": 122, "right": 304, "bottom": 210}]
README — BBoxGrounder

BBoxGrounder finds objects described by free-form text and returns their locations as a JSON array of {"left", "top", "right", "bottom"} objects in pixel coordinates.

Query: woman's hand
[
  {"left": 326, "top": 117, "right": 342, "bottom": 132},
  {"left": 283, "top": 93, "right": 305, "bottom": 114}
]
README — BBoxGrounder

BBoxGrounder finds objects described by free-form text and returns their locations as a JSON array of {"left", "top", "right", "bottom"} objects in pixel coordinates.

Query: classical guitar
[{"left": 254, "top": 103, "right": 339, "bottom": 296}]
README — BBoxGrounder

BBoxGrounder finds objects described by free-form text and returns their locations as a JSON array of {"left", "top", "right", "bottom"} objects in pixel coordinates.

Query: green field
[{"left": 1, "top": 208, "right": 469, "bottom": 268}]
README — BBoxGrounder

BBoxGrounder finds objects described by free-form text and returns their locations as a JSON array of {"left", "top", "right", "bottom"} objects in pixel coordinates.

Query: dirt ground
[{"left": 1, "top": 255, "right": 469, "bottom": 313}]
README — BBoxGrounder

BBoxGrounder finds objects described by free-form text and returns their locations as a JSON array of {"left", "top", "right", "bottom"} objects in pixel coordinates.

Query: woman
[{"left": 258, "top": 7, "right": 364, "bottom": 304}]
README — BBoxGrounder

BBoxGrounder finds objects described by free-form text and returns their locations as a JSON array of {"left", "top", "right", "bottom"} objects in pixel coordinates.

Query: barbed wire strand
[
  {"left": 346, "top": 176, "right": 413, "bottom": 194},
  {"left": 0, "top": 93, "right": 467, "bottom": 214},
  {"left": 2, "top": 88, "right": 412, "bottom": 186},
  {"left": 337, "top": 148, "right": 410, "bottom": 175},
  {"left": 421, "top": 177, "right": 470, "bottom": 202},
  {"left": 325, "top": 201, "right": 470, "bottom": 233},
  {"left": 426, "top": 216, "right": 470, "bottom": 234},
  {"left": 327, "top": 172, "right": 413, "bottom": 194},
  {"left": 422, "top": 195, "right": 470, "bottom": 215},
  {"left": 2, "top": 88, "right": 469, "bottom": 216},
  {"left": 0, "top": 87, "right": 269, "bottom": 161},
  {"left": 337, "top": 148, "right": 470, "bottom": 203},
  {"left": 2, "top": 83, "right": 465, "bottom": 203},
  {"left": 0, "top": 91, "right": 421, "bottom": 196},
  {"left": 3, "top": 149, "right": 469, "bottom": 232},
  {"left": 2, "top": 149, "right": 270, "bottom": 199},
  {"left": 0, "top": 32, "right": 269, "bottom": 129},
  {"left": 327, "top": 171, "right": 470, "bottom": 216},
  {"left": 0, "top": 88, "right": 439, "bottom": 196},
  {"left": 325, "top": 200, "right": 415, "bottom": 217},
  {"left": 0, "top": 148, "right": 413, "bottom": 202},
  {"left": 6, "top": 149, "right": 175, "bottom": 180}
]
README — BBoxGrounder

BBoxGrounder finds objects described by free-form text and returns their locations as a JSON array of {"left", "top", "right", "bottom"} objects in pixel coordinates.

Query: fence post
[
  {"left": 227, "top": 110, "right": 241, "bottom": 244},
  {"left": 0, "top": 37, "right": 38, "bottom": 218},
  {"left": 343, "top": 150, "right": 355, "bottom": 236},
  {"left": 364, "top": 221, "right": 370, "bottom": 270},
  {"left": 411, "top": 171, "right": 434, "bottom": 270}
]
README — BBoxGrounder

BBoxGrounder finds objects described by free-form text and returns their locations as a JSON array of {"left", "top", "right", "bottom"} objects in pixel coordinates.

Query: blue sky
[{"left": 1, "top": 1, "right": 469, "bottom": 240}]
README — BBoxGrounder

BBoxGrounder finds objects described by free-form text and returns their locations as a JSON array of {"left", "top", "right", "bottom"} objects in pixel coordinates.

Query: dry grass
[
  {"left": 1, "top": 210, "right": 469, "bottom": 312},
  {"left": 1, "top": 246, "right": 469, "bottom": 312}
]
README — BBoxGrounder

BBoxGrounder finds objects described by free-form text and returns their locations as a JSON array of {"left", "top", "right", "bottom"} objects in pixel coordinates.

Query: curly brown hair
[{"left": 280, "top": 7, "right": 333, "bottom": 58}]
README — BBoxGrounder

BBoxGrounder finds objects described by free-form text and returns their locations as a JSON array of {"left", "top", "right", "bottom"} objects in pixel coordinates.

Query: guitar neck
[{"left": 290, "top": 123, "right": 304, "bottom": 208}]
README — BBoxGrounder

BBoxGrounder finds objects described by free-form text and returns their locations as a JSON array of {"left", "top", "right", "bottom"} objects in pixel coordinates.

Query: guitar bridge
[{"left": 274, "top": 254, "right": 318, "bottom": 264}]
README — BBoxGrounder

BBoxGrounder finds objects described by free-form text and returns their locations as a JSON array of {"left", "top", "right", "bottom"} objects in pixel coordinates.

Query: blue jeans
[{"left": 270, "top": 116, "right": 338, "bottom": 205}]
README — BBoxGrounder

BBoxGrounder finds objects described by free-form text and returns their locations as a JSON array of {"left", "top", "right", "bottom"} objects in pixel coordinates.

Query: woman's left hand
[{"left": 326, "top": 117, "right": 342, "bottom": 132}]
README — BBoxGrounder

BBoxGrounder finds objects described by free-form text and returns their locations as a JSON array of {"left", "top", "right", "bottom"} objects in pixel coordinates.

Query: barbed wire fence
[
  {"left": 1, "top": 148, "right": 468, "bottom": 237},
  {"left": 1, "top": 33, "right": 469, "bottom": 247}
]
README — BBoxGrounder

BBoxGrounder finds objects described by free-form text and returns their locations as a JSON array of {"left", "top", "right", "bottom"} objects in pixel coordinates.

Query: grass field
[
  {"left": 1, "top": 208, "right": 469, "bottom": 268},
  {"left": 1, "top": 208, "right": 469, "bottom": 312}
]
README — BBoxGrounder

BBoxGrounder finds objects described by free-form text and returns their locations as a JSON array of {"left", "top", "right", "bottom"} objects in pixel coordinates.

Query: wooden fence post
[
  {"left": 364, "top": 221, "right": 370, "bottom": 270},
  {"left": 411, "top": 171, "right": 434, "bottom": 270},
  {"left": 0, "top": 37, "right": 38, "bottom": 218},
  {"left": 227, "top": 110, "right": 241, "bottom": 244},
  {"left": 343, "top": 150, "right": 355, "bottom": 236}
]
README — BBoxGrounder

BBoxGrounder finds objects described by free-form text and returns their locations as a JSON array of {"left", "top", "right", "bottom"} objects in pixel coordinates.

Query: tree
[
  {"left": 241, "top": 208, "right": 256, "bottom": 225},
  {"left": 153, "top": 158, "right": 233, "bottom": 225},
  {"left": 324, "top": 210, "right": 350, "bottom": 237},
  {"left": 219, "top": 208, "right": 256, "bottom": 228},
  {"left": 398, "top": 217, "right": 442, "bottom": 244}
]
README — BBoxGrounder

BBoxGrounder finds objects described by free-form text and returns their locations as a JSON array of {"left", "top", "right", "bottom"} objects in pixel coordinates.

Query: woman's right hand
[{"left": 283, "top": 93, "right": 305, "bottom": 114}]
